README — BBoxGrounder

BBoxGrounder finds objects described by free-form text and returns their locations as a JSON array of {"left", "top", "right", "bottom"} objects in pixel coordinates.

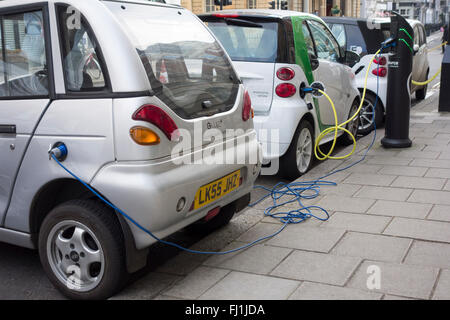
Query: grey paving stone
[
  {"left": 343, "top": 173, "right": 397, "bottom": 187},
  {"left": 366, "top": 156, "right": 412, "bottom": 166},
  {"left": 427, "top": 205, "right": 450, "bottom": 222},
  {"left": 413, "top": 137, "right": 450, "bottom": 146},
  {"left": 111, "top": 272, "right": 182, "bottom": 300},
  {"left": 391, "top": 176, "right": 446, "bottom": 190},
  {"left": 404, "top": 241, "right": 450, "bottom": 269},
  {"left": 271, "top": 250, "right": 361, "bottom": 286},
  {"left": 318, "top": 183, "right": 362, "bottom": 197},
  {"left": 383, "top": 295, "right": 416, "bottom": 300},
  {"left": 397, "top": 150, "right": 440, "bottom": 159},
  {"left": 354, "top": 186, "right": 413, "bottom": 201},
  {"left": 332, "top": 232, "right": 412, "bottom": 262},
  {"left": 384, "top": 217, "right": 450, "bottom": 243},
  {"left": 432, "top": 269, "right": 450, "bottom": 300},
  {"left": 316, "top": 195, "right": 375, "bottom": 213},
  {"left": 347, "top": 260, "right": 439, "bottom": 299},
  {"left": 443, "top": 180, "right": 450, "bottom": 191},
  {"left": 203, "top": 244, "right": 292, "bottom": 275},
  {"left": 322, "top": 212, "right": 391, "bottom": 233},
  {"left": 163, "top": 267, "right": 230, "bottom": 299},
  {"left": 410, "top": 159, "right": 450, "bottom": 169},
  {"left": 236, "top": 222, "right": 289, "bottom": 244},
  {"left": 199, "top": 272, "right": 299, "bottom": 300},
  {"left": 332, "top": 164, "right": 383, "bottom": 174},
  {"left": 289, "top": 282, "right": 382, "bottom": 300},
  {"left": 378, "top": 165, "right": 428, "bottom": 177},
  {"left": 368, "top": 200, "right": 432, "bottom": 219},
  {"left": 408, "top": 189, "right": 450, "bottom": 205},
  {"left": 425, "top": 168, "right": 450, "bottom": 179},
  {"left": 266, "top": 225, "right": 345, "bottom": 252},
  {"left": 438, "top": 152, "right": 450, "bottom": 160}
]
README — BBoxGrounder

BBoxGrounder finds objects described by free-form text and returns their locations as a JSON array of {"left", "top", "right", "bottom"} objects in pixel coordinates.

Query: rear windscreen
[
  {"left": 206, "top": 19, "right": 279, "bottom": 63},
  {"left": 106, "top": 2, "right": 239, "bottom": 119},
  {"left": 357, "top": 21, "right": 391, "bottom": 54}
]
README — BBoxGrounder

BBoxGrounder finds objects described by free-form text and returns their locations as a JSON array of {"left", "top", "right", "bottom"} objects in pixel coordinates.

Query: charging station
[
  {"left": 381, "top": 12, "right": 413, "bottom": 148},
  {"left": 439, "top": 21, "right": 450, "bottom": 112}
]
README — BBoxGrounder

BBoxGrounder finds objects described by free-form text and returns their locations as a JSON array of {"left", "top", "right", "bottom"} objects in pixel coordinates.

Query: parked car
[
  {"left": 0, "top": 0, "right": 260, "bottom": 299},
  {"left": 199, "top": 10, "right": 361, "bottom": 178},
  {"left": 323, "top": 17, "right": 430, "bottom": 134}
]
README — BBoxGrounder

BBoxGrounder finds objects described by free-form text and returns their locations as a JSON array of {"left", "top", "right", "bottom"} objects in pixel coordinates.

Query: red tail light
[
  {"left": 132, "top": 105, "right": 179, "bottom": 141},
  {"left": 373, "top": 56, "right": 387, "bottom": 65},
  {"left": 276, "top": 67, "right": 295, "bottom": 81},
  {"left": 372, "top": 67, "right": 387, "bottom": 77},
  {"left": 212, "top": 13, "right": 239, "bottom": 18},
  {"left": 275, "top": 83, "right": 296, "bottom": 98},
  {"left": 242, "top": 90, "right": 252, "bottom": 121}
]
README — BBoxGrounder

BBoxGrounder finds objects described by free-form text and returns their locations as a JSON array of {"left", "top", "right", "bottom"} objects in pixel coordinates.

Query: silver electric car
[{"left": 0, "top": 0, "right": 260, "bottom": 299}]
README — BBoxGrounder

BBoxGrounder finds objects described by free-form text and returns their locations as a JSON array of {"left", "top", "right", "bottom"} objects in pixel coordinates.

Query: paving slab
[
  {"left": 427, "top": 205, "right": 450, "bottom": 222},
  {"left": 289, "top": 282, "right": 382, "bottom": 300},
  {"left": 390, "top": 176, "right": 446, "bottom": 190},
  {"left": 354, "top": 186, "right": 413, "bottom": 202},
  {"left": 331, "top": 232, "right": 411, "bottom": 262},
  {"left": 408, "top": 189, "right": 450, "bottom": 205},
  {"left": 432, "top": 269, "right": 450, "bottom": 300},
  {"left": 384, "top": 217, "right": 450, "bottom": 243},
  {"left": 425, "top": 168, "right": 450, "bottom": 178},
  {"left": 368, "top": 200, "right": 432, "bottom": 219},
  {"left": 343, "top": 173, "right": 397, "bottom": 187},
  {"left": 321, "top": 212, "right": 391, "bottom": 233},
  {"left": 271, "top": 250, "right": 361, "bottom": 286},
  {"left": 403, "top": 241, "right": 450, "bottom": 269},
  {"left": 316, "top": 195, "right": 375, "bottom": 213},
  {"left": 377, "top": 165, "right": 428, "bottom": 177},
  {"left": 199, "top": 272, "right": 299, "bottom": 300},
  {"left": 347, "top": 261, "right": 439, "bottom": 299}
]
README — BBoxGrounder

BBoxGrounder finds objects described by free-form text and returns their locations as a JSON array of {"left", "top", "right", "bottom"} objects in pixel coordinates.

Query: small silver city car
[{"left": 0, "top": 0, "right": 260, "bottom": 299}]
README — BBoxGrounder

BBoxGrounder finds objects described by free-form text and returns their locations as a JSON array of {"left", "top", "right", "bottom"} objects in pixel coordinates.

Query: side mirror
[
  {"left": 309, "top": 52, "right": 319, "bottom": 71},
  {"left": 344, "top": 50, "right": 360, "bottom": 67},
  {"left": 413, "top": 44, "right": 420, "bottom": 55}
]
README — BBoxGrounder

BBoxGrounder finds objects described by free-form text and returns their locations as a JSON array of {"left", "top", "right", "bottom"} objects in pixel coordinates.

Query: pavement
[{"left": 0, "top": 32, "right": 448, "bottom": 300}]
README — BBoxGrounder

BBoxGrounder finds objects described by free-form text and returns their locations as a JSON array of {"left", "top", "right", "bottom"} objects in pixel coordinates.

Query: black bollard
[
  {"left": 381, "top": 12, "right": 413, "bottom": 148},
  {"left": 439, "top": 21, "right": 450, "bottom": 112}
]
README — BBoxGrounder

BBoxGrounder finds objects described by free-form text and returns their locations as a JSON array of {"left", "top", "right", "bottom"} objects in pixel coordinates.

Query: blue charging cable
[{"left": 49, "top": 48, "right": 384, "bottom": 256}]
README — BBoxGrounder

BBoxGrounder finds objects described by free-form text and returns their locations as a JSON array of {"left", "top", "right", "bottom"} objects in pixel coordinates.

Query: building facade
[{"left": 180, "top": 0, "right": 361, "bottom": 17}]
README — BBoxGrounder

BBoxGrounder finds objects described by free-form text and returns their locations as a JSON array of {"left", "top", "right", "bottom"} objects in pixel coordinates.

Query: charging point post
[
  {"left": 381, "top": 12, "right": 413, "bottom": 148},
  {"left": 439, "top": 21, "right": 450, "bottom": 112}
]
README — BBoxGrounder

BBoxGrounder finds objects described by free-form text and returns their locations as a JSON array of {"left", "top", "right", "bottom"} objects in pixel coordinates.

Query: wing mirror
[
  {"left": 309, "top": 52, "right": 319, "bottom": 71},
  {"left": 413, "top": 44, "right": 420, "bottom": 55},
  {"left": 344, "top": 50, "right": 361, "bottom": 67}
]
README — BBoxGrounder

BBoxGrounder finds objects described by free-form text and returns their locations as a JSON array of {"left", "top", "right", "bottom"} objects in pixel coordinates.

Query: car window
[
  {"left": 330, "top": 23, "right": 346, "bottom": 48},
  {"left": 307, "top": 20, "right": 340, "bottom": 62},
  {"left": 57, "top": 5, "right": 106, "bottom": 92},
  {"left": 420, "top": 26, "right": 426, "bottom": 46},
  {"left": 302, "top": 21, "right": 316, "bottom": 57},
  {"left": 413, "top": 26, "right": 420, "bottom": 46},
  {"left": 0, "top": 10, "right": 48, "bottom": 97},
  {"left": 206, "top": 20, "right": 279, "bottom": 63}
]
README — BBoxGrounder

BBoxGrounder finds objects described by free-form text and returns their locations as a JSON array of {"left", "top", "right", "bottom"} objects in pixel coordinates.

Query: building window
[
  {"left": 205, "top": 0, "right": 216, "bottom": 12},
  {"left": 248, "top": 0, "right": 257, "bottom": 9}
]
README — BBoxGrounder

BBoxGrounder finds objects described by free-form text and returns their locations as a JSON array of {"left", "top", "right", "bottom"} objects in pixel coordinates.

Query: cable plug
[{"left": 48, "top": 142, "right": 68, "bottom": 161}]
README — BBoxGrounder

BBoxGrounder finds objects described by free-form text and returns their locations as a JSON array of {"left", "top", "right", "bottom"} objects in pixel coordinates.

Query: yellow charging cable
[
  {"left": 412, "top": 67, "right": 442, "bottom": 86},
  {"left": 314, "top": 49, "right": 381, "bottom": 161},
  {"left": 427, "top": 41, "right": 447, "bottom": 53}
]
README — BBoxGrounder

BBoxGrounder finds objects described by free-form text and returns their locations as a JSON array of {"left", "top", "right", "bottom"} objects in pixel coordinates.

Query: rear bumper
[{"left": 91, "top": 131, "right": 261, "bottom": 249}]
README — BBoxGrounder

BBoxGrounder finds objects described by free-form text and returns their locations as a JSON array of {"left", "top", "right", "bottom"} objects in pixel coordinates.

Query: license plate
[{"left": 194, "top": 170, "right": 241, "bottom": 210}]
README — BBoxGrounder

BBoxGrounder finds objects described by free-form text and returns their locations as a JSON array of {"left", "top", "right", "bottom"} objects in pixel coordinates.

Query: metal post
[{"left": 438, "top": 21, "right": 450, "bottom": 111}]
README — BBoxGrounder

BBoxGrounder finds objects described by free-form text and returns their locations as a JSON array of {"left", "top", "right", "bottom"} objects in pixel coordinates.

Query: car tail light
[
  {"left": 212, "top": 13, "right": 239, "bottom": 18},
  {"left": 275, "top": 83, "right": 296, "bottom": 98},
  {"left": 204, "top": 207, "right": 221, "bottom": 222},
  {"left": 373, "top": 56, "right": 387, "bottom": 65},
  {"left": 372, "top": 67, "right": 387, "bottom": 77},
  {"left": 242, "top": 90, "right": 252, "bottom": 121},
  {"left": 276, "top": 67, "right": 295, "bottom": 81},
  {"left": 129, "top": 126, "right": 160, "bottom": 145},
  {"left": 132, "top": 105, "right": 179, "bottom": 141}
]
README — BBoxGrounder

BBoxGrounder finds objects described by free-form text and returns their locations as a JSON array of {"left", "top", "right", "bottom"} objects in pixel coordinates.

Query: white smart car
[{"left": 200, "top": 10, "right": 361, "bottom": 178}]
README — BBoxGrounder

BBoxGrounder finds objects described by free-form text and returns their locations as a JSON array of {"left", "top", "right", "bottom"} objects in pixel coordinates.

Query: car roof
[
  {"left": 0, "top": 0, "right": 177, "bottom": 10},
  {"left": 322, "top": 16, "right": 423, "bottom": 27},
  {"left": 199, "top": 9, "right": 322, "bottom": 20}
]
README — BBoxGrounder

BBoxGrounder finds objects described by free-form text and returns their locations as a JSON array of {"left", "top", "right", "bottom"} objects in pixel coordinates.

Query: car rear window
[
  {"left": 106, "top": 2, "right": 239, "bottom": 119},
  {"left": 357, "top": 21, "right": 390, "bottom": 54},
  {"left": 205, "top": 19, "right": 279, "bottom": 63}
]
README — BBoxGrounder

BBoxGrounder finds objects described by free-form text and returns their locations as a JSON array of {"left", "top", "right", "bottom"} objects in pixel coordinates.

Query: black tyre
[
  {"left": 280, "top": 120, "right": 315, "bottom": 180},
  {"left": 38, "top": 199, "right": 127, "bottom": 300},
  {"left": 340, "top": 99, "right": 360, "bottom": 146},
  {"left": 415, "top": 70, "right": 428, "bottom": 101},
  {"left": 357, "top": 92, "right": 383, "bottom": 135},
  {"left": 187, "top": 202, "right": 236, "bottom": 234}
]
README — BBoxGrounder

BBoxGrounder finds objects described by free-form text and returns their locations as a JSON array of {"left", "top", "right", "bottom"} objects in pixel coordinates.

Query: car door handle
[{"left": 0, "top": 125, "right": 16, "bottom": 134}]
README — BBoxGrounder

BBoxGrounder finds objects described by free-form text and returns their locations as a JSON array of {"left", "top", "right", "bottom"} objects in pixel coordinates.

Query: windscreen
[
  {"left": 106, "top": 2, "right": 239, "bottom": 119},
  {"left": 206, "top": 19, "right": 279, "bottom": 63}
]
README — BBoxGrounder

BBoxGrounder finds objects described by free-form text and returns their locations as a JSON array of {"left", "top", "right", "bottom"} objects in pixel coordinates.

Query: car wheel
[
  {"left": 340, "top": 100, "right": 360, "bottom": 146},
  {"left": 415, "top": 70, "right": 428, "bottom": 100},
  {"left": 39, "top": 199, "right": 127, "bottom": 300},
  {"left": 357, "top": 93, "right": 383, "bottom": 135},
  {"left": 281, "top": 120, "right": 314, "bottom": 180},
  {"left": 187, "top": 202, "right": 236, "bottom": 234}
]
